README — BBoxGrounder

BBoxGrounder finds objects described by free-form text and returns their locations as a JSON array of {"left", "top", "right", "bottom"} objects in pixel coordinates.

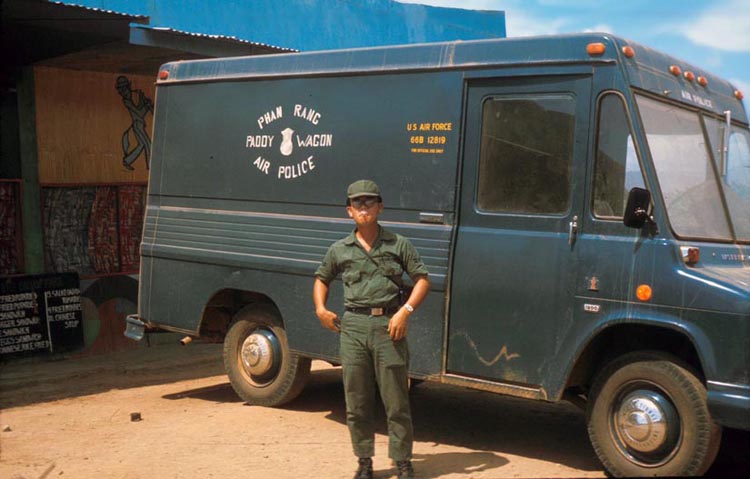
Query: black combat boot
[
  {"left": 353, "top": 457, "right": 373, "bottom": 479},
  {"left": 396, "top": 460, "right": 414, "bottom": 479}
]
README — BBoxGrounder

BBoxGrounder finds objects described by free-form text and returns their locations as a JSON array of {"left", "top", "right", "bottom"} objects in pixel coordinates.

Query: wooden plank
[{"left": 35, "top": 67, "right": 155, "bottom": 183}]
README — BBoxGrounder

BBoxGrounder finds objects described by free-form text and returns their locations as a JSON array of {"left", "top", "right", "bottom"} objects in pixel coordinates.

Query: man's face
[{"left": 346, "top": 196, "right": 383, "bottom": 227}]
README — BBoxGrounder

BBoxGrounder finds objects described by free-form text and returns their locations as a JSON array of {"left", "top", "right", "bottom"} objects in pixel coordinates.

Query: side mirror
[{"left": 623, "top": 187, "right": 652, "bottom": 228}]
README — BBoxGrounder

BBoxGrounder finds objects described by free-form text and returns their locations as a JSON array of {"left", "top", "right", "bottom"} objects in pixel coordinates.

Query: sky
[{"left": 397, "top": 0, "right": 750, "bottom": 111}]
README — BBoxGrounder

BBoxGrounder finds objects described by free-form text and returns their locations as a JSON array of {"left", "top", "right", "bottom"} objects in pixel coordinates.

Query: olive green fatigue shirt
[{"left": 315, "top": 226, "right": 429, "bottom": 308}]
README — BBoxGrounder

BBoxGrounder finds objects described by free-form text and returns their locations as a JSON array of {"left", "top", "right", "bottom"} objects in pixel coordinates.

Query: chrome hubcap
[
  {"left": 612, "top": 388, "right": 680, "bottom": 466},
  {"left": 241, "top": 331, "right": 276, "bottom": 376}
]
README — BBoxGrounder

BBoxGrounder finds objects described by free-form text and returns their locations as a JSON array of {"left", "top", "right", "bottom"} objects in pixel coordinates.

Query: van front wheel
[
  {"left": 587, "top": 352, "right": 721, "bottom": 477},
  {"left": 223, "top": 305, "right": 310, "bottom": 406}
]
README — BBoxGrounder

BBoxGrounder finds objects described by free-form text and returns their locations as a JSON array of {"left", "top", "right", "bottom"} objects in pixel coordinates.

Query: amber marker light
[
  {"left": 681, "top": 246, "right": 701, "bottom": 265},
  {"left": 587, "top": 43, "right": 606, "bottom": 56},
  {"left": 158, "top": 70, "right": 169, "bottom": 80},
  {"left": 636, "top": 284, "right": 653, "bottom": 302},
  {"left": 684, "top": 71, "right": 695, "bottom": 82},
  {"left": 669, "top": 65, "right": 682, "bottom": 76},
  {"left": 697, "top": 76, "right": 708, "bottom": 87},
  {"left": 736, "top": 90, "right": 745, "bottom": 101},
  {"left": 622, "top": 46, "right": 635, "bottom": 58}
]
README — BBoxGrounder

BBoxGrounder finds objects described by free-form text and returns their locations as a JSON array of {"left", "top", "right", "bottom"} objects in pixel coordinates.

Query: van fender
[{"left": 549, "top": 305, "right": 714, "bottom": 401}]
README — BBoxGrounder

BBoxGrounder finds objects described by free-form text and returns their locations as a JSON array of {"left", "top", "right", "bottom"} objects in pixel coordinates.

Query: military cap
[{"left": 347, "top": 179, "right": 381, "bottom": 198}]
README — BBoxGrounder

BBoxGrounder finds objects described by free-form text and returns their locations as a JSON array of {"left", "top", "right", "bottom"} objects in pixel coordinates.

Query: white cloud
[
  {"left": 394, "top": 0, "right": 504, "bottom": 10},
  {"left": 503, "top": 7, "right": 566, "bottom": 36},
  {"left": 536, "top": 0, "right": 602, "bottom": 7},
  {"left": 680, "top": 0, "right": 750, "bottom": 52},
  {"left": 582, "top": 24, "right": 613, "bottom": 34}
]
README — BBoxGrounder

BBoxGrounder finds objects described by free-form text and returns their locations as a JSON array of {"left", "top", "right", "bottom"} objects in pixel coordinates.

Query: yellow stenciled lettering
[{"left": 431, "top": 122, "right": 452, "bottom": 131}]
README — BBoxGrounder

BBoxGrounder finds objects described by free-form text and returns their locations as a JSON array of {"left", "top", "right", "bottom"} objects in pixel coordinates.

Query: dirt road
[{"left": 1, "top": 343, "right": 747, "bottom": 478}]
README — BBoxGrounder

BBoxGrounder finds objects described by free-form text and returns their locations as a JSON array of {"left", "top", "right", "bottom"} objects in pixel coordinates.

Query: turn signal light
[
  {"left": 684, "top": 71, "right": 695, "bottom": 82},
  {"left": 622, "top": 46, "right": 635, "bottom": 58},
  {"left": 697, "top": 76, "right": 708, "bottom": 87},
  {"left": 669, "top": 65, "right": 682, "bottom": 76},
  {"left": 587, "top": 43, "right": 606, "bottom": 56},
  {"left": 159, "top": 70, "right": 169, "bottom": 80},
  {"left": 680, "top": 246, "right": 701, "bottom": 265},
  {"left": 636, "top": 284, "right": 653, "bottom": 302},
  {"left": 736, "top": 90, "right": 745, "bottom": 101}
]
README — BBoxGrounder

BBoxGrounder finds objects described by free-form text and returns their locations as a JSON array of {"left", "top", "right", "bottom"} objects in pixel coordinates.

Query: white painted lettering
[
  {"left": 253, "top": 156, "right": 270, "bottom": 175},
  {"left": 277, "top": 156, "right": 316, "bottom": 180},
  {"left": 256, "top": 106, "right": 283, "bottom": 130},
  {"left": 245, "top": 135, "right": 275, "bottom": 148},
  {"left": 295, "top": 134, "right": 333, "bottom": 148},
  {"left": 293, "top": 104, "right": 321, "bottom": 124}
]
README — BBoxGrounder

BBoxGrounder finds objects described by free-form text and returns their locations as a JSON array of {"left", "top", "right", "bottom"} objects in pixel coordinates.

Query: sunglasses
[{"left": 350, "top": 197, "right": 380, "bottom": 209}]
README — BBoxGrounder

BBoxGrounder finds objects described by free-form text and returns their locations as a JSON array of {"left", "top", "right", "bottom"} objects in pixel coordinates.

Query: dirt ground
[{"left": 1, "top": 343, "right": 748, "bottom": 479}]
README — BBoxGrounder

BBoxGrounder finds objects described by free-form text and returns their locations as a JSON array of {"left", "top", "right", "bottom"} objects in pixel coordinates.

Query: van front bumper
[{"left": 707, "top": 381, "right": 750, "bottom": 430}]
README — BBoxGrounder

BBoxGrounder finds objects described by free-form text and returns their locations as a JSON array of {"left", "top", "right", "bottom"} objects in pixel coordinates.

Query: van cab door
[{"left": 447, "top": 75, "right": 592, "bottom": 387}]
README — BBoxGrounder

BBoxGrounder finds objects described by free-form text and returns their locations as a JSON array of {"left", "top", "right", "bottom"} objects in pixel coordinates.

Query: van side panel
[
  {"left": 149, "top": 73, "right": 463, "bottom": 210},
  {"left": 140, "top": 71, "right": 463, "bottom": 375}
]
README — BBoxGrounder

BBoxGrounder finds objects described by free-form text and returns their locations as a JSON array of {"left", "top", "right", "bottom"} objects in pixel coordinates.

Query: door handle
[{"left": 568, "top": 215, "right": 578, "bottom": 246}]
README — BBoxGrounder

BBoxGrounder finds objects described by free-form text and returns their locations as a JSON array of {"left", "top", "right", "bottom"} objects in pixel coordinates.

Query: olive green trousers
[{"left": 340, "top": 311, "right": 413, "bottom": 461}]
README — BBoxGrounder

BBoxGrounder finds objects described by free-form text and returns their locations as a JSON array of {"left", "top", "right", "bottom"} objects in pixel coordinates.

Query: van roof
[{"left": 158, "top": 33, "right": 746, "bottom": 122}]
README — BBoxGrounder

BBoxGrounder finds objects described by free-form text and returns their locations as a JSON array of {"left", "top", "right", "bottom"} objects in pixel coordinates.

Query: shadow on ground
[
  {"left": 0, "top": 343, "right": 225, "bottom": 408},
  {"left": 172, "top": 367, "right": 600, "bottom": 473},
  {"left": 4, "top": 346, "right": 747, "bottom": 478},
  {"left": 170, "top": 366, "right": 750, "bottom": 477}
]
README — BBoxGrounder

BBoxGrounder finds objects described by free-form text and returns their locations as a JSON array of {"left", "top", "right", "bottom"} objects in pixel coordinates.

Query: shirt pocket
[
  {"left": 342, "top": 269, "right": 361, "bottom": 285},
  {"left": 380, "top": 255, "right": 404, "bottom": 278}
]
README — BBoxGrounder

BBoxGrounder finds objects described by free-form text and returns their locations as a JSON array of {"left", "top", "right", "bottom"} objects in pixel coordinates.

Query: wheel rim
[
  {"left": 238, "top": 328, "right": 282, "bottom": 386},
  {"left": 609, "top": 382, "right": 682, "bottom": 467}
]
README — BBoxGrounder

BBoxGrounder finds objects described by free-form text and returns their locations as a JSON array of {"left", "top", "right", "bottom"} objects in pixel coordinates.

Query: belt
[{"left": 345, "top": 306, "right": 400, "bottom": 316}]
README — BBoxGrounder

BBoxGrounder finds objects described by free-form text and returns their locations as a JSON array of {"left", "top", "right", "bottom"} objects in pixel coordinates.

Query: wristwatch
[{"left": 403, "top": 303, "right": 414, "bottom": 313}]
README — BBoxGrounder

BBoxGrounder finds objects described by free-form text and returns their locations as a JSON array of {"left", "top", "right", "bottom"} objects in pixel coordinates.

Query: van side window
[
  {"left": 477, "top": 96, "right": 575, "bottom": 214},
  {"left": 592, "top": 94, "right": 645, "bottom": 218}
]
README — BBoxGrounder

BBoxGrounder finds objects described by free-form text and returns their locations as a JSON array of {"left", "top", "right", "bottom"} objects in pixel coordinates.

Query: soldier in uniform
[{"left": 313, "top": 180, "right": 430, "bottom": 479}]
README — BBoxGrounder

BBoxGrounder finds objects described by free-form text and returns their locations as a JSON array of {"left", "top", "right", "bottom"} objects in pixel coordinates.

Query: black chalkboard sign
[{"left": 0, "top": 273, "right": 84, "bottom": 358}]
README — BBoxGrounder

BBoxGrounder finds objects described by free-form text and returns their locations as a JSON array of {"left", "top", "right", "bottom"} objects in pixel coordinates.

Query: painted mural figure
[{"left": 116, "top": 76, "right": 154, "bottom": 170}]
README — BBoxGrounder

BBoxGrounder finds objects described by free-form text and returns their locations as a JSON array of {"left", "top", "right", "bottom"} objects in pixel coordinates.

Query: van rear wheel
[
  {"left": 223, "top": 304, "right": 310, "bottom": 406},
  {"left": 587, "top": 351, "right": 721, "bottom": 477}
]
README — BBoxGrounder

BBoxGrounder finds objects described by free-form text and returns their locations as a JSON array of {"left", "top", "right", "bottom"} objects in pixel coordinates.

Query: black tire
[
  {"left": 587, "top": 351, "right": 721, "bottom": 477},
  {"left": 223, "top": 304, "right": 311, "bottom": 406}
]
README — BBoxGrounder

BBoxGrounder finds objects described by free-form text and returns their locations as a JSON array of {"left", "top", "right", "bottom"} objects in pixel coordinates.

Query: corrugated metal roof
[
  {"left": 134, "top": 25, "right": 297, "bottom": 53},
  {"left": 48, "top": 1, "right": 148, "bottom": 20}
]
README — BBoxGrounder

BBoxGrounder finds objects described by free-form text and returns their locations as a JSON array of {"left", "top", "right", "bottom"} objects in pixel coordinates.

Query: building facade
[{"left": 0, "top": 0, "right": 505, "bottom": 357}]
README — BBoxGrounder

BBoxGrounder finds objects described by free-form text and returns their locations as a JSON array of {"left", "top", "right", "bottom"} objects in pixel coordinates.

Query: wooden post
[{"left": 17, "top": 67, "right": 44, "bottom": 273}]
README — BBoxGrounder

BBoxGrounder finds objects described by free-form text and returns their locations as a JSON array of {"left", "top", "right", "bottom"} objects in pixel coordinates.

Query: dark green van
[{"left": 126, "top": 33, "right": 750, "bottom": 477}]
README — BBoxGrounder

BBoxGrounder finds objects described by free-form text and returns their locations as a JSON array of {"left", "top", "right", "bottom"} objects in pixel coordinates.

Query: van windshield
[
  {"left": 704, "top": 118, "right": 750, "bottom": 241},
  {"left": 636, "top": 95, "right": 750, "bottom": 242}
]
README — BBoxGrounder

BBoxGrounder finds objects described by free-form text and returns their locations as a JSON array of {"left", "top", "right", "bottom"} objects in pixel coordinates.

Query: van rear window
[{"left": 477, "top": 95, "right": 575, "bottom": 214}]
